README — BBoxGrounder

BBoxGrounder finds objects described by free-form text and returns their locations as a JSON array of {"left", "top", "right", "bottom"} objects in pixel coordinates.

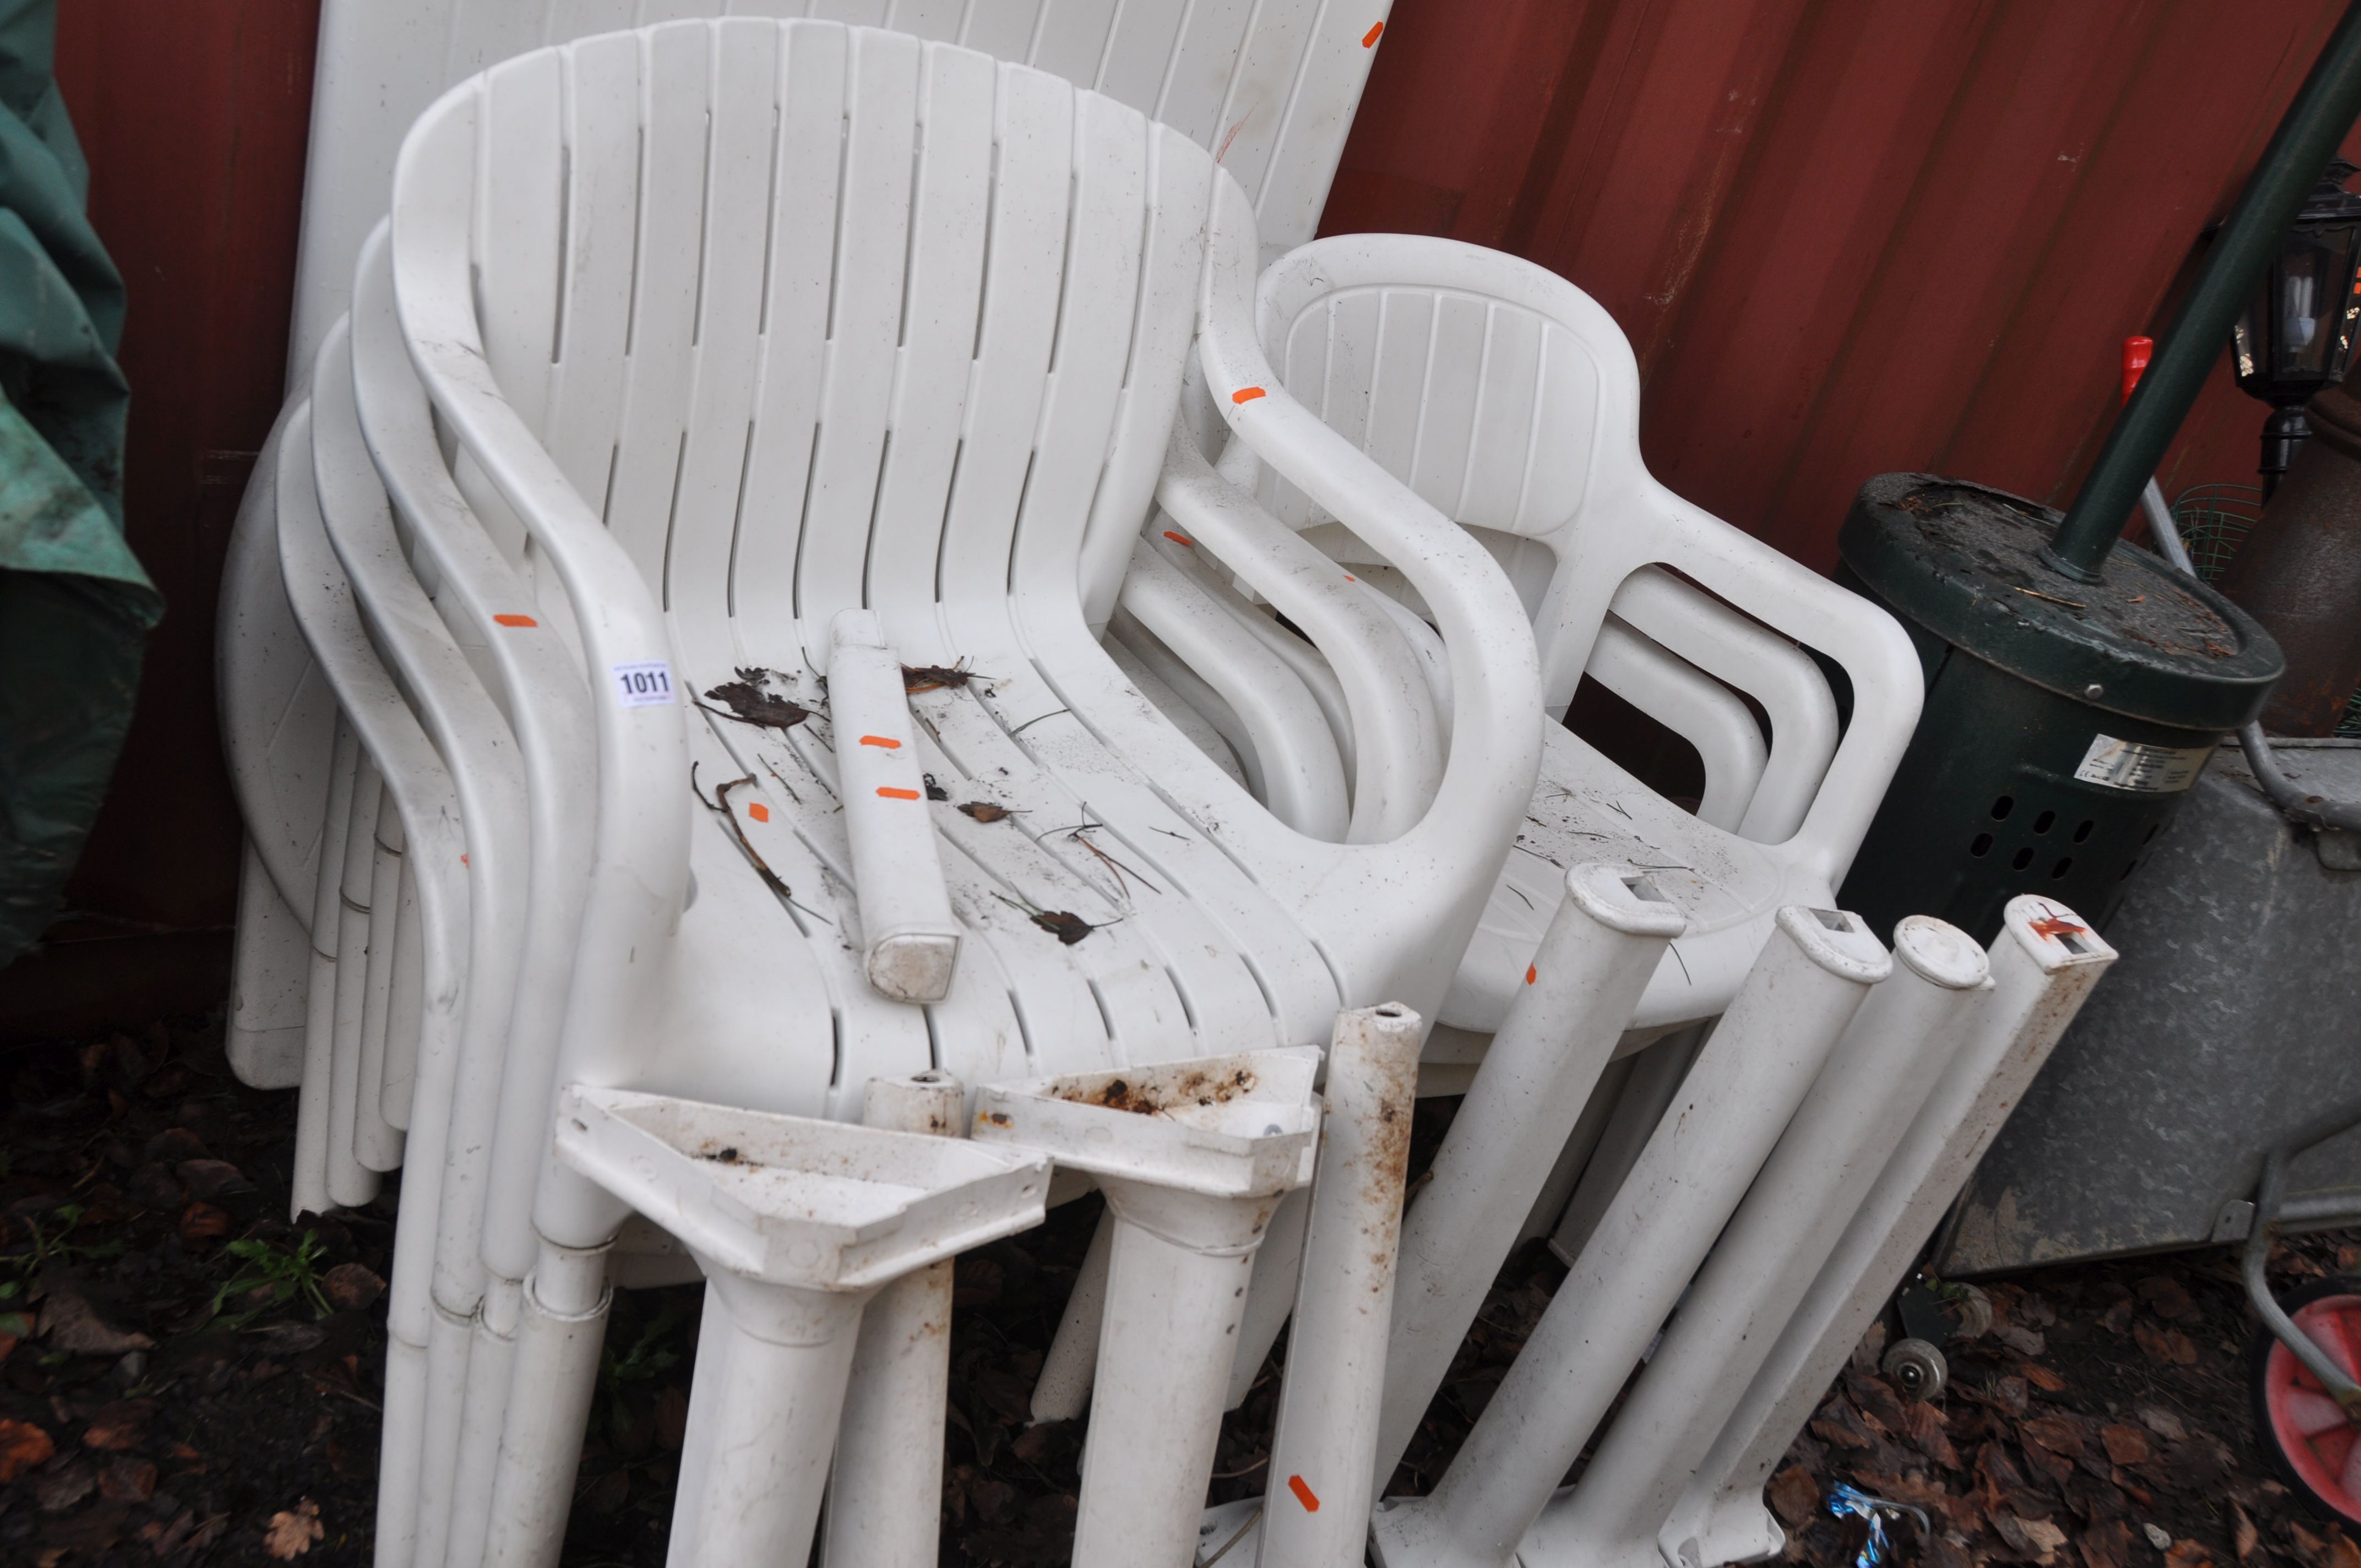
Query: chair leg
[
  {"left": 1368, "top": 908, "right": 1889, "bottom": 1568},
  {"left": 374, "top": 1335, "right": 426, "bottom": 1568},
  {"left": 415, "top": 1301, "right": 475, "bottom": 1568},
  {"left": 824, "top": 1072, "right": 970, "bottom": 1568},
  {"left": 291, "top": 720, "right": 359, "bottom": 1219},
  {"left": 1663, "top": 898, "right": 2115, "bottom": 1568},
  {"left": 445, "top": 1276, "right": 523, "bottom": 1568},
  {"left": 1375, "top": 868, "right": 1682, "bottom": 1487},
  {"left": 327, "top": 757, "right": 383, "bottom": 1210},
  {"left": 1225, "top": 1185, "right": 1310, "bottom": 1411},
  {"left": 481, "top": 1240, "right": 612, "bottom": 1568},
  {"left": 1524, "top": 916, "right": 1991, "bottom": 1568},
  {"left": 1260, "top": 1004, "right": 1424, "bottom": 1568}
]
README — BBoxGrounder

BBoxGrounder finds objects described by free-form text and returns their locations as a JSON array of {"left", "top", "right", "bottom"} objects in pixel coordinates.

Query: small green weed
[
  {"left": 210, "top": 1230, "right": 331, "bottom": 1325},
  {"left": 2, "top": 1203, "right": 124, "bottom": 1283}
]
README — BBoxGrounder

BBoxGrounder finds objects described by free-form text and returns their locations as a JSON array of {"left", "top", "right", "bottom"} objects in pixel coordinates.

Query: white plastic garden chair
[
  {"left": 367, "top": 19, "right": 1538, "bottom": 1563},
  {"left": 1158, "top": 233, "right": 1925, "bottom": 1038},
  {"left": 1090, "top": 232, "right": 1925, "bottom": 1463},
  {"left": 222, "top": 0, "right": 1401, "bottom": 1087}
]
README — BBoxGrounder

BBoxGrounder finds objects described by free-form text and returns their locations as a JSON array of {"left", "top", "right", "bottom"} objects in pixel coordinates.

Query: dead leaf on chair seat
[{"left": 701, "top": 680, "right": 810, "bottom": 731}]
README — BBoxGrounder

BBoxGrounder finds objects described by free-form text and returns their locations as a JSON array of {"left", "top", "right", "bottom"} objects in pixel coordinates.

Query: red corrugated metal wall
[
  {"left": 7, "top": 0, "right": 2354, "bottom": 1028},
  {"left": 1323, "top": 0, "right": 2361, "bottom": 570}
]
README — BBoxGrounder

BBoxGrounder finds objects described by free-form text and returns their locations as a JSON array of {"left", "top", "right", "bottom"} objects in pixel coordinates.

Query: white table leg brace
[
  {"left": 1661, "top": 897, "right": 2116, "bottom": 1568},
  {"left": 975, "top": 1049, "right": 1322, "bottom": 1568},
  {"left": 1369, "top": 907, "right": 1890, "bottom": 1568},
  {"left": 1522, "top": 916, "right": 1992, "bottom": 1568}
]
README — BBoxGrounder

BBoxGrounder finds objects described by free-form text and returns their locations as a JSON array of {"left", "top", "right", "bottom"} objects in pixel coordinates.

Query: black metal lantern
[{"left": 2232, "top": 157, "right": 2361, "bottom": 494}]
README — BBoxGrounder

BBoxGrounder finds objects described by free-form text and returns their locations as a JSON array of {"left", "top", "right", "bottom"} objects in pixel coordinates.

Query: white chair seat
[{"left": 1454, "top": 723, "right": 1829, "bottom": 1035}]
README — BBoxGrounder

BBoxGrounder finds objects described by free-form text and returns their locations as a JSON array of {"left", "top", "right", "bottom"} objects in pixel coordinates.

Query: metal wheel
[
  {"left": 2250, "top": 1275, "right": 2361, "bottom": 1525},
  {"left": 1882, "top": 1337, "right": 1948, "bottom": 1401}
]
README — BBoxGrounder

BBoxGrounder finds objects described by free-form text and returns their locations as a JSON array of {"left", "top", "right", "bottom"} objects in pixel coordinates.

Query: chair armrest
[
  {"left": 1194, "top": 172, "right": 1542, "bottom": 868},
  {"left": 1155, "top": 414, "right": 1442, "bottom": 841}
]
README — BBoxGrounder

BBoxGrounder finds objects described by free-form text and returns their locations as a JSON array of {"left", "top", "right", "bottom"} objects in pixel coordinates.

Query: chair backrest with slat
[
  {"left": 292, "top": 0, "right": 1391, "bottom": 380},
  {"left": 1244, "top": 233, "right": 1921, "bottom": 881},
  {"left": 450, "top": 20, "right": 1210, "bottom": 666}
]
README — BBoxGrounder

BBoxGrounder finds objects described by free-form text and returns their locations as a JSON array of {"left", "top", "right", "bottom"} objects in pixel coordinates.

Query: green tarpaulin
[{"left": 0, "top": 0, "right": 159, "bottom": 971}]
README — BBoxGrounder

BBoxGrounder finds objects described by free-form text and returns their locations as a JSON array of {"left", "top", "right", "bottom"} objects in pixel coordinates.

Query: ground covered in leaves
[
  {"left": 0, "top": 1016, "right": 388, "bottom": 1565},
  {"left": 3, "top": 1020, "right": 2354, "bottom": 1568}
]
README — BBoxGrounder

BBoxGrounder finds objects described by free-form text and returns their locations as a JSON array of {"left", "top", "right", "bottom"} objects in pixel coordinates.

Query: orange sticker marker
[
  {"left": 1343, "top": 574, "right": 1357, "bottom": 582},
  {"left": 1231, "top": 386, "right": 1266, "bottom": 404},
  {"left": 493, "top": 613, "right": 538, "bottom": 628},
  {"left": 877, "top": 786, "right": 921, "bottom": 801},
  {"left": 2029, "top": 915, "right": 2086, "bottom": 941},
  {"left": 1162, "top": 531, "right": 1196, "bottom": 547},
  {"left": 748, "top": 802, "right": 770, "bottom": 823},
  {"left": 1526, "top": 965, "right": 1537, "bottom": 986},
  {"left": 1362, "top": 20, "right": 1385, "bottom": 46},
  {"left": 858, "top": 734, "right": 902, "bottom": 749},
  {"left": 460, "top": 854, "right": 469, "bottom": 865},
  {"left": 1287, "top": 1475, "right": 1320, "bottom": 1512}
]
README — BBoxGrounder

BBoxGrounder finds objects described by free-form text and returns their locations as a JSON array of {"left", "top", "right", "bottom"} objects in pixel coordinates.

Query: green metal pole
[{"left": 2048, "top": 0, "right": 2361, "bottom": 580}]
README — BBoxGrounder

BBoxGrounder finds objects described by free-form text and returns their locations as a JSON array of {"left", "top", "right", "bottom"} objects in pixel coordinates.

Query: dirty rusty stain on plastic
[{"left": 1051, "top": 1067, "right": 1260, "bottom": 1117}]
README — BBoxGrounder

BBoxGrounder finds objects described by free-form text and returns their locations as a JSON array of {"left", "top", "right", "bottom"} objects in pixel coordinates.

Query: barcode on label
[
  {"left": 611, "top": 660, "right": 676, "bottom": 709},
  {"left": 2072, "top": 733, "right": 2208, "bottom": 793}
]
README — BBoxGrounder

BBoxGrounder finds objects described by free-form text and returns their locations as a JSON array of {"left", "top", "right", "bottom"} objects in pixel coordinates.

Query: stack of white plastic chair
[
  {"left": 1071, "top": 230, "right": 1931, "bottom": 1452},
  {"left": 220, "top": 0, "right": 1402, "bottom": 1096},
  {"left": 240, "top": 16, "right": 1550, "bottom": 1566}
]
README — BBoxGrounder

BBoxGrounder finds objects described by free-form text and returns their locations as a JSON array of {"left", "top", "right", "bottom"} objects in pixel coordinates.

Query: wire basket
[{"left": 2170, "top": 483, "right": 2361, "bottom": 738}]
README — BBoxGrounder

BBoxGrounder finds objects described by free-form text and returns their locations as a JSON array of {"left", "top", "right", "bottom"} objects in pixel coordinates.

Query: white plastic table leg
[
  {"left": 1261, "top": 1003, "right": 1424, "bottom": 1568},
  {"left": 1089, "top": 1181, "right": 1291, "bottom": 1566},
  {"left": 673, "top": 1270, "right": 867, "bottom": 1568},
  {"left": 1547, "top": 1022, "right": 1709, "bottom": 1265},
  {"left": 1516, "top": 1052, "right": 1635, "bottom": 1248},
  {"left": 1031, "top": 1207, "right": 1114, "bottom": 1424},
  {"left": 1664, "top": 897, "right": 2116, "bottom": 1568},
  {"left": 1368, "top": 908, "right": 1889, "bottom": 1568},
  {"left": 973, "top": 1050, "right": 1323, "bottom": 1568},
  {"left": 824, "top": 1071, "right": 968, "bottom": 1568},
  {"left": 828, "top": 609, "right": 960, "bottom": 1003},
  {"left": 1523, "top": 916, "right": 1992, "bottom": 1568},
  {"left": 1377, "top": 868, "right": 1684, "bottom": 1487}
]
